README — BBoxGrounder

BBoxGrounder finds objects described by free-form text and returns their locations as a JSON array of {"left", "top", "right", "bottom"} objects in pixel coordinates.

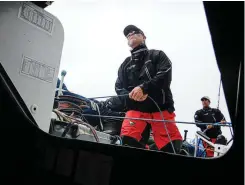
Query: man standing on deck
[
  {"left": 194, "top": 96, "right": 226, "bottom": 157},
  {"left": 115, "top": 25, "right": 182, "bottom": 153}
]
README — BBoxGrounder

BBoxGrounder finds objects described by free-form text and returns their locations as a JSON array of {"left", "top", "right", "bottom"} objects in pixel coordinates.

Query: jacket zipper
[
  {"left": 145, "top": 66, "right": 165, "bottom": 104},
  {"left": 161, "top": 89, "right": 165, "bottom": 104}
]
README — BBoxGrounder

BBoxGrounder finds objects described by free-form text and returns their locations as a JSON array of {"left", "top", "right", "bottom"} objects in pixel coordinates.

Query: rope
[
  {"left": 217, "top": 76, "right": 222, "bottom": 109},
  {"left": 227, "top": 138, "right": 233, "bottom": 145},
  {"left": 58, "top": 100, "right": 82, "bottom": 111},
  {"left": 229, "top": 125, "right": 234, "bottom": 139},
  {"left": 53, "top": 109, "right": 100, "bottom": 142},
  {"left": 147, "top": 95, "right": 176, "bottom": 154},
  {"left": 80, "top": 114, "right": 232, "bottom": 127},
  {"left": 94, "top": 102, "right": 104, "bottom": 131},
  {"left": 228, "top": 61, "right": 242, "bottom": 142},
  {"left": 86, "top": 95, "right": 232, "bottom": 126}
]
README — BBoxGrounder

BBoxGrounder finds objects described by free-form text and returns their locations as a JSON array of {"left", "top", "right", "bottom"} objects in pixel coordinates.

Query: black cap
[
  {"left": 201, "top": 96, "right": 211, "bottom": 102},
  {"left": 123, "top": 25, "right": 145, "bottom": 37}
]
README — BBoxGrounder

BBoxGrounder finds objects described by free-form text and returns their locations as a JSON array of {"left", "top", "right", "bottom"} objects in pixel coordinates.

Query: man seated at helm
[{"left": 194, "top": 96, "right": 227, "bottom": 157}]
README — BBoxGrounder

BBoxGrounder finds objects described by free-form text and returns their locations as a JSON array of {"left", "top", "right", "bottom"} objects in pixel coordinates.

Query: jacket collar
[
  {"left": 202, "top": 106, "right": 212, "bottom": 111},
  {"left": 130, "top": 43, "right": 148, "bottom": 63}
]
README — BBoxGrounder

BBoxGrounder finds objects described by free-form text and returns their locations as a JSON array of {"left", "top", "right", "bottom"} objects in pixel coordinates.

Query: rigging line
[
  {"left": 86, "top": 93, "right": 232, "bottom": 127},
  {"left": 80, "top": 114, "right": 232, "bottom": 127},
  {"left": 147, "top": 95, "right": 176, "bottom": 154},
  {"left": 217, "top": 76, "right": 222, "bottom": 109},
  {"left": 87, "top": 93, "right": 232, "bottom": 126},
  {"left": 230, "top": 61, "right": 242, "bottom": 139},
  {"left": 227, "top": 138, "right": 233, "bottom": 145}
]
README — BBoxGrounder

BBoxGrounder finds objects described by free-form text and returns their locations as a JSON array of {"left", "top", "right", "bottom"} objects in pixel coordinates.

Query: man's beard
[{"left": 128, "top": 38, "right": 137, "bottom": 48}]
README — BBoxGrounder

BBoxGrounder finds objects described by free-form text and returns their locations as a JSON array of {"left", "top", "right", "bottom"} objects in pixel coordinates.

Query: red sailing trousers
[
  {"left": 202, "top": 138, "right": 217, "bottom": 157},
  {"left": 120, "top": 110, "right": 183, "bottom": 149}
]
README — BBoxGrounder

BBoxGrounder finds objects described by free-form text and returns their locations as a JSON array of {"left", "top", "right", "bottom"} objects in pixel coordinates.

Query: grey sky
[{"left": 46, "top": 0, "right": 233, "bottom": 145}]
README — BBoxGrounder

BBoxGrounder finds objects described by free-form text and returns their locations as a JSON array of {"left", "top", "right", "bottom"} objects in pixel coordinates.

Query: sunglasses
[
  {"left": 201, "top": 99, "right": 209, "bottom": 102},
  {"left": 126, "top": 31, "right": 142, "bottom": 38}
]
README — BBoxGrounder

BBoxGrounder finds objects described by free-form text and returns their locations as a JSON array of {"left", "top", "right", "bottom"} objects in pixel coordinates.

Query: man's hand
[
  {"left": 138, "top": 94, "right": 148, "bottom": 102},
  {"left": 129, "top": 86, "right": 146, "bottom": 101},
  {"left": 220, "top": 120, "right": 226, "bottom": 124},
  {"left": 207, "top": 125, "right": 213, "bottom": 129}
]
